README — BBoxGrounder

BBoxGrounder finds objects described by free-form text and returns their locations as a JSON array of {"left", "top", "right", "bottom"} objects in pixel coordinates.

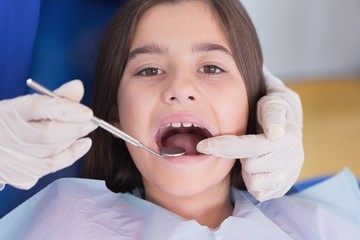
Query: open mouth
[{"left": 156, "top": 122, "right": 213, "bottom": 155}]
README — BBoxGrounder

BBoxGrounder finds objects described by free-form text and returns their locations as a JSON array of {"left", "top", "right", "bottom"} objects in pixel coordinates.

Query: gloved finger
[
  {"left": 0, "top": 138, "right": 91, "bottom": 190},
  {"left": 197, "top": 134, "right": 273, "bottom": 159},
  {"left": 243, "top": 165, "right": 299, "bottom": 193},
  {"left": 27, "top": 120, "right": 97, "bottom": 145},
  {"left": 46, "top": 137, "right": 92, "bottom": 173},
  {"left": 240, "top": 123, "right": 302, "bottom": 173},
  {"left": 11, "top": 121, "right": 96, "bottom": 157},
  {"left": 262, "top": 65, "right": 287, "bottom": 91},
  {"left": 262, "top": 65, "right": 303, "bottom": 129},
  {"left": 242, "top": 156, "right": 302, "bottom": 193},
  {"left": 248, "top": 173, "right": 300, "bottom": 202},
  {"left": 0, "top": 147, "right": 41, "bottom": 190},
  {"left": 18, "top": 94, "right": 93, "bottom": 122},
  {"left": 53, "top": 79, "right": 84, "bottom": 103},
  {"left": 257, "top": 95, "right": 288, "bottom": 140},
  {"left": 10, "top": 179, "right": 38, "bottom": 190},
  {"left": 240, "top": 141, "right": 296, "bottom": 174},
  {"left": 243, "top": 166, "right": 301, "bottom": 202},
  {"left": 250, "top": 184, "right": 293, "bottom": 202}
]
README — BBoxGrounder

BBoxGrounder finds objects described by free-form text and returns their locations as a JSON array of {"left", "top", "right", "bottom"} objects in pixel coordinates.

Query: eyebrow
[
  {"left": 127, "top": 43, "right": 168, "bottom": 62},
  {"left": 192, "top": 42, "right": 233, "bottom": 57},
  {"left": 127, "top": 42, "right": 232, "bottom": 62}
]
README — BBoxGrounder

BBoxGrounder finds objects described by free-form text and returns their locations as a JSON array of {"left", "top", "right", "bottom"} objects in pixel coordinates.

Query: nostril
[{"left": 169, "top": 96, "right": 195, "bottom": 101}]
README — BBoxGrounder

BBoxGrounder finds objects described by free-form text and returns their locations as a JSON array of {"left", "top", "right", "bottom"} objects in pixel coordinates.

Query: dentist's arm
[
  {"left": 0, "top": 80, "right": 97, "bottom": 190},
  {"left": 197, "top": 67, "right": 304, "bottom": 202}
]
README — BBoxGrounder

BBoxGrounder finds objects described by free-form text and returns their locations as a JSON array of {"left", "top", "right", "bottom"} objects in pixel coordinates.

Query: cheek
[
  {"left": 117, "top": 83, "right": 157, "bottom": 141},
  {"left": 117, "top": 84, "right": 140, "bottom": 132},
  {"left": 214, "top": 86, "right": 248, "bottom": 135}
]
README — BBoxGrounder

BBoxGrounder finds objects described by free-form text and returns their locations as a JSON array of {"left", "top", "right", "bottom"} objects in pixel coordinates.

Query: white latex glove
[
  {"left": 0, "top": 80, "right": 97, "bottom": 190},
  {"left": 197, "top": 67, "right": 304, "bottom": 202}
]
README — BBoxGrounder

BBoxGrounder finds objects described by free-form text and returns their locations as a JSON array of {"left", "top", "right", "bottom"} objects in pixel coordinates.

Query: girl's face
[{"left": 117, "top": 1, "right": 248, "bottom": 200}]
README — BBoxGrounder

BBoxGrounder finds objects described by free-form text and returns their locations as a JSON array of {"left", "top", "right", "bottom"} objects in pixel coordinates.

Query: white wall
[{"left": 241, "top": 0, "right": 360, "bottom": 80}]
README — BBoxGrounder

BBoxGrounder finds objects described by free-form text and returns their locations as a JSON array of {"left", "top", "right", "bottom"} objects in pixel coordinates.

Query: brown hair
[{"left": 83, "top": 0, "right": 266, "bottom": 193}]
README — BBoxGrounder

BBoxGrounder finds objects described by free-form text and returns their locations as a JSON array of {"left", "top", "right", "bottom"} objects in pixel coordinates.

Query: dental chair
[{"left": 0, "top": 0, "right": 124, "bottom": 218}]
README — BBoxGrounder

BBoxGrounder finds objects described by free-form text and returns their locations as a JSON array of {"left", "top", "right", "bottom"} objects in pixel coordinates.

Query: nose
[{"left": 162, "top": 73, "right": 199, "bottom": 104}]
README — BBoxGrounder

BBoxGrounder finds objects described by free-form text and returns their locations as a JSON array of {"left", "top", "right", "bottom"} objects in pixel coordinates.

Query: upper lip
[{"left": 153, "top": 113, "right": 215, "bottom": 146}]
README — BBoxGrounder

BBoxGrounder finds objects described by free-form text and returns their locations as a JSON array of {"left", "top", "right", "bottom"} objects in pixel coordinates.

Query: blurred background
[{"left": 242, "top": 0, "right": 360, "bottom": 180}]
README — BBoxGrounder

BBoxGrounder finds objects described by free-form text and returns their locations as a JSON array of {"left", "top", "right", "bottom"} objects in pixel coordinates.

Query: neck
[{"left": 145, "top": 181, "right": 233, "bottom": 229}]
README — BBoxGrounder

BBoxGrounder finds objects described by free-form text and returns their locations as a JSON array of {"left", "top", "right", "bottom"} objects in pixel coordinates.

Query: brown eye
[
  {"left": 138, "top": 67, "right": 164, "bottom": 76},
  {"left": 199, "top": 65, "right": 223, "bottom": 74}
]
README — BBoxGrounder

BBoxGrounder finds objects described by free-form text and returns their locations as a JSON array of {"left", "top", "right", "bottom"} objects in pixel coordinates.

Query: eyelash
[
  {"left": 136, "top": 68, "right": 165, "bottom": 77},
  {"left": 198, "top": 65, "right": 225, "bottom": 75},
  {"left": 135, "top": 65, "right": 225, "bottom": 77}
]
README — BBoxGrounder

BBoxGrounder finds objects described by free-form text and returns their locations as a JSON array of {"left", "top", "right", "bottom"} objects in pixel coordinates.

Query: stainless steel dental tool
[{"left": 26, "top": 79, "right": 185, "bottom": 158}]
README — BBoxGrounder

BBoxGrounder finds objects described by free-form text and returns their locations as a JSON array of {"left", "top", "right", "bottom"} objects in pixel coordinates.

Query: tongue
[{"left": 162, "top": 133, "right": 203, "bottom": 155}]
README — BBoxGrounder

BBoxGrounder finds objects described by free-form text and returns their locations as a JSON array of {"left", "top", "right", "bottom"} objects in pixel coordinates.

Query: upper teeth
[{"left": 166, "top": 122, "right": 202, "bottom": 128}]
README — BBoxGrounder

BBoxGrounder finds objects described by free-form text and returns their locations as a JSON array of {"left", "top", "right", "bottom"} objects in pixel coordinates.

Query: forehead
[{"left": 130, "top": 1, "right": 228, "bottom": 50}]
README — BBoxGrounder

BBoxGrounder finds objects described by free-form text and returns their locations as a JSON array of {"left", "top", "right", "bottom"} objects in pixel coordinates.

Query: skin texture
[{"left": 116, "top": 1, "right": 249, "bottom": 228}]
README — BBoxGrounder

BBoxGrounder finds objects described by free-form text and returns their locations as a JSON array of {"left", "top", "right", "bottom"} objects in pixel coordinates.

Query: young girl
[
  {"left": 85, "top": 0, "right": 266, "bottom": 230},
  {"left": 0, "top": 0, "right": 359, "bottom": 239},
  {"left": 84, "top": 0, "right": 265, "bottom": 197}
]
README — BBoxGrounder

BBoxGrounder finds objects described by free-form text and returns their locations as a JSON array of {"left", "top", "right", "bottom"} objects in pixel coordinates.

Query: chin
[{"left": 155, "top": 168, "right": 232, "bottom": 197}]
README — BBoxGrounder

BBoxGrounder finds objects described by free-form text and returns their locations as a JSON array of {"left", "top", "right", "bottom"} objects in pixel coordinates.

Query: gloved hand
[
  {"left": 197, "top": 67, "right": 304, "bottom": 202},
  {"left": 0, "top": 80, "right": 97, "bottom": 190}
]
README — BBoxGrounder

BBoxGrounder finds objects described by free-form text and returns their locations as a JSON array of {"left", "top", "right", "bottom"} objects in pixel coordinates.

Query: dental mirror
[
  {"left": 26, "top": 79, "right": 186, "bottom": 158},
  {"left": 160, "top": 146, "right": 187, "bottom": 156}
]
